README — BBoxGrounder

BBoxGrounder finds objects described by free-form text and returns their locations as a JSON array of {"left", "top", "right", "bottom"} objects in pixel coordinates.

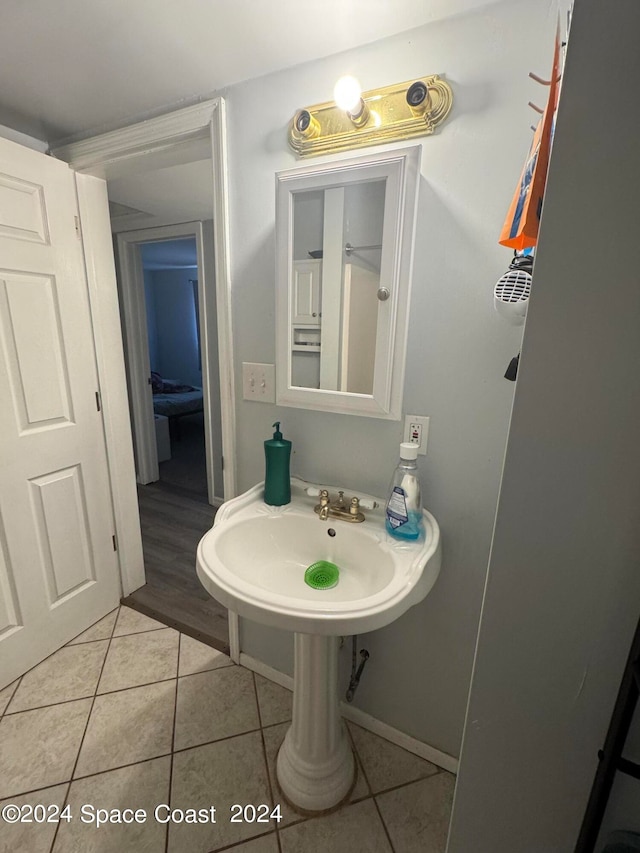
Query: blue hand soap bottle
[
  {"left": 264, "top": 422, "right": 291, "bottom": 506},
  {"left": 385, "top": 442, "right": 424, "bottom": 540}
]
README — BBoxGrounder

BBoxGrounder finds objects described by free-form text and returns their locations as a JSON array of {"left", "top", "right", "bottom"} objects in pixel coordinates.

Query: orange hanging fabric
[{"left": 499, "top": 26, "right": 562, "bottom": 250}]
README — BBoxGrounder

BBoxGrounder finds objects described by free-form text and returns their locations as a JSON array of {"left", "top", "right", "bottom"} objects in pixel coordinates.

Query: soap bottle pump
[{"left": 264, "top": 422, "right": 292, "bottom": 506}]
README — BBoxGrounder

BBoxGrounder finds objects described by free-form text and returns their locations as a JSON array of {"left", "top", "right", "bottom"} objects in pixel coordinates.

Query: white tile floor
[{"left": 0, "top": 606, "right": 455, "bottom": 853}]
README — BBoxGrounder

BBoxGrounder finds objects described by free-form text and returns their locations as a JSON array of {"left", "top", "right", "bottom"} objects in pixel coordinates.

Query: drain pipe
[{"left": 346, "top": 636, "right": 370, "bottom": 702}]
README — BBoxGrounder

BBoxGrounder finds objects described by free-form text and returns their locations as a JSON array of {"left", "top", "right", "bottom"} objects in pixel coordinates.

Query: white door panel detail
[
  {"left": 0, "top": 271, "right": 73, "bottom": 430},
  {"left": 0, "top": 516, "right": 22, "bottom": 639},
  {"left": 0, "top": 137, "right": 120, "bottom": 687},
  {"left": 0, "top": 172, "right": 49, "bottom": 244},
  {"left": 29, "top": 465, "right": 96, "bottom": 604}
]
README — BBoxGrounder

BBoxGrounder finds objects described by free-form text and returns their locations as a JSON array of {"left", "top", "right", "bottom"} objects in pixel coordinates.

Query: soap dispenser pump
[{"left": 264, "top": 421, "right": 291, "bottom": 506}]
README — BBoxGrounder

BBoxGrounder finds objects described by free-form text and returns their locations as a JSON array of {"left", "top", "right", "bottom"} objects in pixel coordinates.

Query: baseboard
[
  {"left": 340, "top": 702, "right": 458, "bottom": 775},
  {"left": 240, "top": 653, "right": 293, "bottom": 689},
  {"left": 239, "top": 653, "right": 458, "bottom": 775}
]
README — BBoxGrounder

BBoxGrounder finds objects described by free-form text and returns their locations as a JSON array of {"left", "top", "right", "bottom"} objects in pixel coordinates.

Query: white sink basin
[{"left": 197, "top": 477, "right": 441, "bottom": 635}]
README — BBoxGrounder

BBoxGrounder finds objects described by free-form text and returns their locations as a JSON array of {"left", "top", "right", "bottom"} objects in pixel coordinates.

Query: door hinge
[
  {"left": 74, "top": 215, "right": 81, "bottom": 237},
  {"left": 112, "top": 534, "right": 118, "bottom": 552},
  {"left": 95, "top": 391, "right": 101, "bottom": 412}
]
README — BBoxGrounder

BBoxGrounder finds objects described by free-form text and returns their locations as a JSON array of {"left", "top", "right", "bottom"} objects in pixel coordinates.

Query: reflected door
[{"left": 0, "top": 138, "right": 120, "bottom": 687}]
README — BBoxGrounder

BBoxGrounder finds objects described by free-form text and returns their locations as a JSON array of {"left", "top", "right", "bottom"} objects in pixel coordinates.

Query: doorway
[
  {"left": 110, "top": 174, "right": 228, "bottom": 651},
  {"left": 55, "top": 98, "right": 238, "bottom": 658},
  {"left": 141, "top": 237, "right": 208, "bottom": 499}
]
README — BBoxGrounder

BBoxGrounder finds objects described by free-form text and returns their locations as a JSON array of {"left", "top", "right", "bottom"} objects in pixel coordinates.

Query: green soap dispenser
[{"left": 264, "top": 422, "right": 291, "bottom": 506}]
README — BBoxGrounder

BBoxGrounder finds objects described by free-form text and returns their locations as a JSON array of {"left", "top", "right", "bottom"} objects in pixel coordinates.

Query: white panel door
[
  {"left": 0, "top": 138, "right": 120, "bottom": 688},
  {"left": 292, "top": 259, "right": 321, "bottom": 324}
]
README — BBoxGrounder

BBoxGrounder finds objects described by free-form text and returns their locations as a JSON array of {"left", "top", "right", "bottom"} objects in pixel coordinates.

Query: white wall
[
  {"left": 448, "top": 1, "right": 640, "bottom": 849},
  {"left": 225, "top": 0, "right": 560, "bottom": 757}
]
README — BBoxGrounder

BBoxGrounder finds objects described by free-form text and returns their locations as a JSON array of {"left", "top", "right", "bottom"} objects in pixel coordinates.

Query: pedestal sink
[{"left": 197, "top": 477, "right": 441, "bottom": 813}]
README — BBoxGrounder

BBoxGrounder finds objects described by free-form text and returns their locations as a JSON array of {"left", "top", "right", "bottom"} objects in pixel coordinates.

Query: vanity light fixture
[{"left": 289, "top": 74, "right": 453, "bottom": 157}]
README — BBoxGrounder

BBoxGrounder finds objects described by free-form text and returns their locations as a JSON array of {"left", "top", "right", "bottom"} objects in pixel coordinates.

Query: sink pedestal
[{"left": 276, "top": 633, "right": 355, "bottom": 813}]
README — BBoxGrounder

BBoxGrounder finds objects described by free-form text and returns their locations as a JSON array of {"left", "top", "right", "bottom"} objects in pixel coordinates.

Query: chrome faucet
[{"left": 314, "top": 489, "right": 365, "bottom": 523}]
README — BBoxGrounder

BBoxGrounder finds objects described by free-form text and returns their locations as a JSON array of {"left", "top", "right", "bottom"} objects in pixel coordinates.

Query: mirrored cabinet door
[{"left": 276, "top": 145, "right": 421, "bottom": 419}]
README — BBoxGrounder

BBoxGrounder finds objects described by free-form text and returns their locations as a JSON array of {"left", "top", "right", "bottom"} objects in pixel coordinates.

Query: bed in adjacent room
[{"left": 151, "top": 372, "right": 203, "bottom": 440}]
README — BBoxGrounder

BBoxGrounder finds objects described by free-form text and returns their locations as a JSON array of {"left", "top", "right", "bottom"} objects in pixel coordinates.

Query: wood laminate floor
[{"left": 122, "top": 481, "right": 229, "bottom": 654}]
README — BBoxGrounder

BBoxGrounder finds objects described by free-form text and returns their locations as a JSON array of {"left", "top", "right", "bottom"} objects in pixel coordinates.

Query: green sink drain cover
[{"left": 305, "top": 560, "right": 339, "bottom": 590}]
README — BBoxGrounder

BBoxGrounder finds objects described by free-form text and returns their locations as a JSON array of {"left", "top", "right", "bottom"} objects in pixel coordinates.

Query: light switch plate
[{"left": 242, "top": 362, "right": 276, "bottom": 403}]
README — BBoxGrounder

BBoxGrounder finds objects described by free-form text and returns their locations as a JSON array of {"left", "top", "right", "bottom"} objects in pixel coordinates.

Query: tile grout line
[
  {"left": 2, "top": 672, "right": 181, "bottom": 718},
  {"left": 1, "top": 607, "right": 168, "bottom": 715},
  {"left": 3, "top": 639, "right": 111, "bottom": 716},
  {"left": 252, "top": 672, "right": 284, "bottom": 853},
  {"left": 71, "top": 624, "right": 167, "bottom": 645},
  {"left": 373, "top": 768, "right": 445, "bottom": 799},
  {"left": 345, "top": 723, "right": 373, "bottom": 800},
  {"left": 4, "top": 752, "right": 176, "bottom": 801},
  {"left": 64, "top": 724, "right": 266, "bottom": 786},
  {"left": 372, "top": 792, "right": 397, "bottom": 853},
  {"left": 14, "top": 608, "right": 117, "bottom": 677},
  {"left": 165, "top": 631, "right": 181, "bottom": 853},
  {"left": 0, "top": 676, "right": 22, "bottom": 722},
  {"left": 205, "top": 828, "right": 276, "bottom": 853},
  {"left": 345, "top": 724, "right": 396, "bottom": 853},
  {"left": 47, "top": 606, "right": 121, "bottom": 853}
]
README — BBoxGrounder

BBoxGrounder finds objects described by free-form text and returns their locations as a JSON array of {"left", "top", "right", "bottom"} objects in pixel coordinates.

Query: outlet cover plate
[{"left": 404, "top": 415, "right": 430, "bottom": 455}]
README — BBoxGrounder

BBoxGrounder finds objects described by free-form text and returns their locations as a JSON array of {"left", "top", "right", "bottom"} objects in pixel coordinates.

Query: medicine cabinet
[{"left": 275, "top": 145, "right": 421, "bottom": 419}]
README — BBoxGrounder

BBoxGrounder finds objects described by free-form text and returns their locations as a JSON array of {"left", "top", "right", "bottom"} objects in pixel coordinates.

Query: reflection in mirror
[
  {"left": 291, "top": 180, "right": 385, "bottom": 394},
  {"left": 276, "top": 146, "right": 421, "bottom": 420}
]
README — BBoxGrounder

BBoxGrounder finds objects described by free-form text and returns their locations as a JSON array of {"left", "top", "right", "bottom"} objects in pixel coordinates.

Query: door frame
[
  {"left": 55, "top": 99, "right": 239, "bottom": 658},
  {"left": 116, "top": 222, "right": 218, "bottom": 500}
]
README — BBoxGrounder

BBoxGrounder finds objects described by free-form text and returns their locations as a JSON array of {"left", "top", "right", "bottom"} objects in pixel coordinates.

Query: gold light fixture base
[{"left": 289, "top": 75, "right": 453, "bottom": 157}]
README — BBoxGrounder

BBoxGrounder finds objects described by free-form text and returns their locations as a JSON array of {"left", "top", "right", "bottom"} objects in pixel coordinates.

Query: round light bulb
[{"left": 333, "top": 76, "right": 362, "bottom": 113}]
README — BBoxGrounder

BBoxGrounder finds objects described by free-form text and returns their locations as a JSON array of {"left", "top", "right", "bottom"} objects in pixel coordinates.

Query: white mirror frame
[{"left": 275, "top": 145, "right": 421, "bottom": 420}]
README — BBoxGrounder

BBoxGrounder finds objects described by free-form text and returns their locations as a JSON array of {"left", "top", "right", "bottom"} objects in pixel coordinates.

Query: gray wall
[
  {"left": 145, "top": 267, "right": 201, "bottom": 387},
  {"left": 143, "top": 270, "right": 158, "bottom": 372},
  {"left": 448, "top": 1, "right": 640, "bottom": 849},
  {"left": 225, "top": 0, "right": 559, "bottom": 758}
]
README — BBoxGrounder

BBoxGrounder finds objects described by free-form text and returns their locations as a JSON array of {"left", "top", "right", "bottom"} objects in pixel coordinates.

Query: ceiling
[
  {"left": 108, "top": 160, "right": 215, "bottom": 230},
  {"left": 0, "top": 0, "right": 496, "bottom": 145}
]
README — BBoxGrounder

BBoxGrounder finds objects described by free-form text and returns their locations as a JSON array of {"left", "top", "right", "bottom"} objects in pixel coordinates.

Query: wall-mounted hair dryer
[{"left": 494, "top": 253, "right": 533, "bottom": 326}]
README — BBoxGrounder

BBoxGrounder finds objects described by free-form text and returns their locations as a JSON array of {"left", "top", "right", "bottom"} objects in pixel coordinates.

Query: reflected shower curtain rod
[{"left": 344, "top": 242, "right": 382, "bottom": 255}]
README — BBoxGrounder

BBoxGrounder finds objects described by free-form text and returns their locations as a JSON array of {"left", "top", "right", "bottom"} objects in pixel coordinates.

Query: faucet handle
[{"left": 349, "top": 496, "right": 365, "bottom": 522}]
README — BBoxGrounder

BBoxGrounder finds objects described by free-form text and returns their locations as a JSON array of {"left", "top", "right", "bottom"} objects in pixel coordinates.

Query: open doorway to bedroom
[
  {"left": 109, "top": 160, "right": 229, "bottom": 653},
  {"left": 141, "top": 237, "right": 208, "bottom": 501}
]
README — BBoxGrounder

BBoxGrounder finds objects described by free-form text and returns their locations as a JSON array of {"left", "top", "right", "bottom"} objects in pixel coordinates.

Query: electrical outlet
[
  {"left": 404, "top": 415, "right": 430, "bottom": 455},
  {"left": 242, "top": 362, "right": 275, "bottom": 403}
]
